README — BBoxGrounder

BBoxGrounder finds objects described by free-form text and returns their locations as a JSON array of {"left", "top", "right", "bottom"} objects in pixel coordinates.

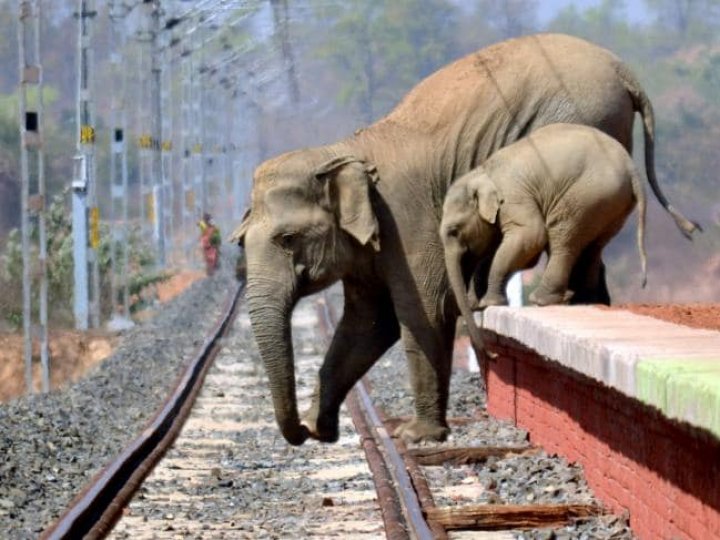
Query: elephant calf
[{"left": 440, "top": 123, "right": 648, "bottom": 347}]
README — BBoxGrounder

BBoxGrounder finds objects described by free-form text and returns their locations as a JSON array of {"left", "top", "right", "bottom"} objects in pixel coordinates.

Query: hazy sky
[{"left": 537, "top": 0, "right": 650, "bottom": 24}]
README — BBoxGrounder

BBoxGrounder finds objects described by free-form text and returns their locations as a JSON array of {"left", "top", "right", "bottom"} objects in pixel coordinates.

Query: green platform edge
[{"left": 636, "top": 356, "right": 720, "bottom": 439}]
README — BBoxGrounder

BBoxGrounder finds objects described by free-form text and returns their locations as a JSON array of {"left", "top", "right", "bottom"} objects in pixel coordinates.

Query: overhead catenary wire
[{"left": 69, "top": 0, "right": 339, "bottom": 317}]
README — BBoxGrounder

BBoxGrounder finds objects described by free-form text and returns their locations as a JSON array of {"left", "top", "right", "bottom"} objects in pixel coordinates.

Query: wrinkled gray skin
[
  {"left": 441, "top": 123, "right": 650, "bottom": 349},
  {"left": 230, "top": 33, "right": 699, "bottom": 446}
]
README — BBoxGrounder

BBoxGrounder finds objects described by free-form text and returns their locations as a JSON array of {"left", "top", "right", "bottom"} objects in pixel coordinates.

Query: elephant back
[{"left": 380, "top": 33, "right": 631, "bottom": 150}]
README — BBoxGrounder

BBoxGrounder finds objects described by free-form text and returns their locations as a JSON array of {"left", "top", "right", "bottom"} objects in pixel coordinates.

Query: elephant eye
[{"left": 276, "top": 232, "right": 297, "bottom": 251}]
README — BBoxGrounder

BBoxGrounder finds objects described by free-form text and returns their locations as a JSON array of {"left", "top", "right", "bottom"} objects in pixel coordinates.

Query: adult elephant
[{"left": 231, "top": 33, "right": 698, "bottom": 446}]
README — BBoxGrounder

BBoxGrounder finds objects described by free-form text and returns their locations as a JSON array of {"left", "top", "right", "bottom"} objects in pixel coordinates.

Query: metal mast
[
  {"left": 17, "top": 0, "right": 49, "bottom": 393},
  {"left": 197, "top": 23, "right": 209, "bottom": 218},
  {"left": 73, "top": 0, "right": 99, "bottom": 330},
  {"left": 149, "top": 0, "right": 166, "bottom": 268},
  {"left": 191, "top": 25, "right": 206, "bottom": 262},
  {"left": 224, "top": 82, "right": 236, "bottom": 226},
  {"left": 180, "top": 41, "right": 196, "bottom": 265},
  {"left": 138, "top": 35, "right": 151, "bottom": 239},
  {"left": 108, "top": 1, "right": 131, "bottom": 321},
  {"left": 162, "top": 6, "right": 177, "bottom": 266}
]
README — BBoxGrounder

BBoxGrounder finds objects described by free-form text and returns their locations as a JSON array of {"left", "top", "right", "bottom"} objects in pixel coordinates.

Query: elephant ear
[
  {"left": 474, "top": 178, "right": 503, "bottom": 224},
  {"left": 229, "top": 207, "right": 252, "bottom": 246},
  {"left": 315, "top": 156, "right": 380, "bottom": 252}
]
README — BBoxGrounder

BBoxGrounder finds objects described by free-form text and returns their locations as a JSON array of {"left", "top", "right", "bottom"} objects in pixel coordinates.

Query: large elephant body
[{"left": 232, "top": 33, "right": 697, "bottom": 446}]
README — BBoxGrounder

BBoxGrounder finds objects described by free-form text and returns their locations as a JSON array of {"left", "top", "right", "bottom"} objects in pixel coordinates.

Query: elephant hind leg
[
  {"left": 569, "top": 242, "right": 612, "bottom": 305},
  {"left": 395, "top": 322, "right": 455, "bottom": 443}
]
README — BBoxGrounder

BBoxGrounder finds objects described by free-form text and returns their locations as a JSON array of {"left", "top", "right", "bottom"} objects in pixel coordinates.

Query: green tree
[
  {"left": 311, "top": 0, "right": 459, "bottom": 123},
  {"left": 474, "top": 0, "right": 539, "bottom": 39},
  {"left": 644, "top": 0, "right": 720, "bottom": 40},
  {"left": 270, "top": 0, "right": 301, "bottom": 103},
  {"left": 547, "top": 0, "right": 637, "bottom": 58},
  {"left": 0, "top": 3, "right": 18, "bottom": 94}
]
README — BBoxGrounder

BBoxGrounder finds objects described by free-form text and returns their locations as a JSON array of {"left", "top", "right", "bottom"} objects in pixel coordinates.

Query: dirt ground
[
  {"left": 608, "top": 303, "right": 720, "bottom": 332},
  {"left": 156, "top": 270, "right": 205, "bottom": 303},
  {"left": 0, "top": 270, "right": 205, "bottom": 403},
  {"left": 0, "top": 330, "right": 114, "bottom": 401}
]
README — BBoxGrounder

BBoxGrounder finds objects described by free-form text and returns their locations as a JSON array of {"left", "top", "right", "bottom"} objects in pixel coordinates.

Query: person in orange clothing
[{"left": 198, "top": 213, "right": 221, "bottom": 276}]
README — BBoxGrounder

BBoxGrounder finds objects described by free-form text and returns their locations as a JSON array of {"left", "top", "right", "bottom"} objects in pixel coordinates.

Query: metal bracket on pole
[{"left": 72, "top": 155, "right": 89, "bottom": 330}]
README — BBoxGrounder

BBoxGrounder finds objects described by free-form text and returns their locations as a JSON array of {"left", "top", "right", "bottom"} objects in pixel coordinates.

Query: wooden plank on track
[
  {"left": 410, "top": 446, "right": 539, "bottom": 465},
  {"left": 425, "top": 503, "right": 603, "bottom": 530}
]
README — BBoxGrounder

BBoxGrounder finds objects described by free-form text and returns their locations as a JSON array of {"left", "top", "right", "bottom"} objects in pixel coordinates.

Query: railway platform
[{"left": 479, "top": 306, "right": 720, "bottom": 539}]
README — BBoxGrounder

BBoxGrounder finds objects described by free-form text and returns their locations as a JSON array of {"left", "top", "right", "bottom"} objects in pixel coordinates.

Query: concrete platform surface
[{"left": 478, "top": 306, "right": 720, "bottom": 439}]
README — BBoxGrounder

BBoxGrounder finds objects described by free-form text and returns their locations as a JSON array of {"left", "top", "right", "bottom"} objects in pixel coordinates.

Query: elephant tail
[
  {"left": 617, "top": 62, "right": 702, "bottom": 239},
  {"left": 629, "top": 166, "right": 648, "bottom": 288}
]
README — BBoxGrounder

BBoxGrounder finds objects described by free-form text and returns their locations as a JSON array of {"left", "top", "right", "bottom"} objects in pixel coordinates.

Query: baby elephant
[{"left": 441, "top": 123, "right": 647, "bottom": 346}]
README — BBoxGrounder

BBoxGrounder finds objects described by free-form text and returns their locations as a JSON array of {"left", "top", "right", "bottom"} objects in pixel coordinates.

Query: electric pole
[
  {"left": 17, "top": 0, "right": 49, "bottom": 393},
  {"left": 147, "top": 0, "right": 166, "bottom": 268},
  {"left": 162, "top": 5, "right": 177, "bottom": 266},
  {"left": 180, "top": 44, "right": 195, "bottom": 265},
  {"left": 73, "top": 0, "right": 99, "bottom": 330},
  {"left": 108, "top": 1, "right": 131, "bottom": 323}
]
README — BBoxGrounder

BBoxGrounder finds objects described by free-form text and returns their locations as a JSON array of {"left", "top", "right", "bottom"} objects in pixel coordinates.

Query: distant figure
[{"left": 198, "top": 213, "right": 221, "bottom": 276}]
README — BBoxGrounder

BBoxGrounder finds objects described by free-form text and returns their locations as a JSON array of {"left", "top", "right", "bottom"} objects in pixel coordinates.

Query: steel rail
[
  {"left": 40, "top": 281, "right": 245, "bottom": 540},
  {"left": 317, "top": 295, "right": 436, "bottom": 540}
]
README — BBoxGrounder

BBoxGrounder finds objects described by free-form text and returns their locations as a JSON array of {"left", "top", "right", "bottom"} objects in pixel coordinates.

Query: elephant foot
[
  {"left": 301, "top": 407, "right": 339, "bottom": 443},
  {"left": 279, "top": 424, "right": 310, "bottom": 446},
  {"left": 478, "top": 292, "right": 508, "bottom": 309},
  {"left": 393, "top": 417, "right": 449, "bottom": 443},
  {"left": 529, "top": 288, "right": 574, "bottom": 306}
]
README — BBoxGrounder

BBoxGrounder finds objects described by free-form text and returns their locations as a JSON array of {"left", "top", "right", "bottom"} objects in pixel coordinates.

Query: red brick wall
[{"left": 482, "top": 332, "right": 720, "bottom": 540}]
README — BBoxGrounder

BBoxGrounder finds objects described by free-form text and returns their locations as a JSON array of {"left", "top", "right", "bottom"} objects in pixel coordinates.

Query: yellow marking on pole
[
  {"left": 192, "top": 143, "right": 202, "bottom": 154},
  {"left": 139, "top": 134, "right": 153, "bottom": 149},
  {"left": 146, "top": 193, "right": 155, "bottom": 223},
  {"left": 162, "top": 141, "right": 172, "bottom": 151},
  {"left": 80, "top": 125, "right": 95, "bottom": 144},
  {"left": 90, "top": 207, "right": 100, "bottom": 249}
]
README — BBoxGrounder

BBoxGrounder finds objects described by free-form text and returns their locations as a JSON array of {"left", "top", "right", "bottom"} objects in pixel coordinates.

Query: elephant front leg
[
  {"left": 482, "top": 227, "right": 545, "bottom": 308},
  {"left": 303, "top": 283, "right": 399, "bottom": 442}
]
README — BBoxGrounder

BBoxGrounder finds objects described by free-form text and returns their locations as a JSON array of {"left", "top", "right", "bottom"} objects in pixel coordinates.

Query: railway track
[
  {"left": 39, "top": 284, "right": 635, "bottom": 539},
  {"left": 317, "top": 295, "right": 612, "bottom": 540},
  {"left": 40, "top": 283, "right": 245, "bottom": 539}
]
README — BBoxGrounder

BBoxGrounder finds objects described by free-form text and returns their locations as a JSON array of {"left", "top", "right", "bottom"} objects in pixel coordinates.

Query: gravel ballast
[
  {"left": 3, "top": 273, "right": 636, "bottom": 539},
  {"left": 0, "top": 259, "right": 237, "bottom": 540}
]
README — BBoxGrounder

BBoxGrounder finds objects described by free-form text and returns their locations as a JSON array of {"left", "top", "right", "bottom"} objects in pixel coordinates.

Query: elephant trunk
[
  {"left": 445, "top": 241, "right": 486, "bottom": 352},
  {"left": 246, "top": 276, "right": 309, "bottom": 446}
]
